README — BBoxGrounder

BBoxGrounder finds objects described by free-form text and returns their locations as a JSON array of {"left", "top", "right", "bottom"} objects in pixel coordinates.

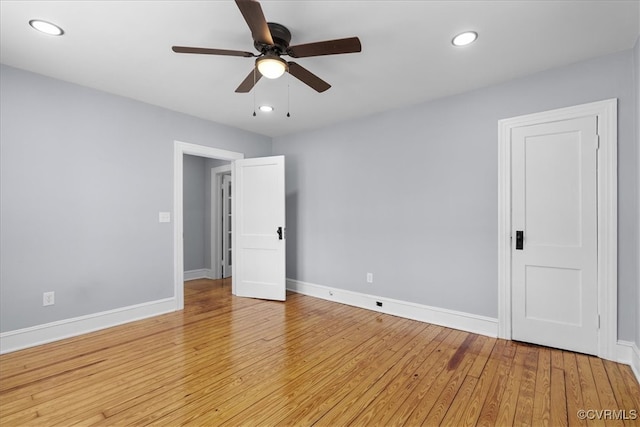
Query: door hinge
[
  {"left": 598, "top": 314, "right": 601, "bottom": 329},
  {"left": 595, "top": 135, "right": 600, "bottom": 150}
]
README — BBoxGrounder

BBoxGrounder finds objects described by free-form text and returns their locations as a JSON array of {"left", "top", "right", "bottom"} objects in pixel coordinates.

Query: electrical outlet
[
  {"left": 43, "top": 291, "right": 55, "bottom": 306},
  {"left": 366, "top": 272, "right": 373, "bottom": 283}
]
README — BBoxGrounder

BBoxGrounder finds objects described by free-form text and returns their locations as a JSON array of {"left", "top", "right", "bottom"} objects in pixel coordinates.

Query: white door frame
[
  {"left": 174, "top": 141, "right": 243, "bottom": 310},
  {"left": 497, "top": 99, "right": 617, "bottom": 360},
  {"left": 211, "top": 165, "right": 232, "bottom": 280}
]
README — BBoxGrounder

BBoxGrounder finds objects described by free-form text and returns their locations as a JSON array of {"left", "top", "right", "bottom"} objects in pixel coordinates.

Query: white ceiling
[{"left": 1, "top": 1, "right": 638, "bottom": 137}]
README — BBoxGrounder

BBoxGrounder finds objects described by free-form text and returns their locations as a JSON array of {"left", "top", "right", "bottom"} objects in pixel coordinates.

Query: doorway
[
  {"left": 174, "top": 141, "right": 244, "bottom": 310},
  {"left": 497, "top": 99, "right": 617, "bottom": 360},
  {"left": 174, "top": 142, "right": 287, "bottom": 309}
]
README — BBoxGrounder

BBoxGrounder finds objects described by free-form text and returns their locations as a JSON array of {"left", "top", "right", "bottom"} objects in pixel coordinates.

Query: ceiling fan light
[{"left": 257, "top": 56, "right": 287, "bottom": 79}]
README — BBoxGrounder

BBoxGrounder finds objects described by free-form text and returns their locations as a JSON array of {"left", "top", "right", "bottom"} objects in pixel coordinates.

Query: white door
[
  {"left": 511, "top": 116, "right": 598, "bottom": 355},
  {"left": 221, "top": 174, "right": 232, "bottom": 278},
  {"left": 234, "top": 155, "right": 286, "bottom": 301}
]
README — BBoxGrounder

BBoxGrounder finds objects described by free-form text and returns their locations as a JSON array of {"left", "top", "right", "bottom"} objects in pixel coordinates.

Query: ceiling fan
[{"left": 172, "top": 0, "right": 362, "bottom": 93}]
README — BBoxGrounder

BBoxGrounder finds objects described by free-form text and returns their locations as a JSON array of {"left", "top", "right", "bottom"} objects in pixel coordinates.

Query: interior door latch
[{"left": 515, "top": 230, "right": 524, "bottom": 250}]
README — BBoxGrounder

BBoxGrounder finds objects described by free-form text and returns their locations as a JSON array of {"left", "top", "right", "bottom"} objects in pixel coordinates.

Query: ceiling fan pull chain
[
  {"left": 252, "top": 66, "right": 257, "bottom": 117},
  {"left": 287, "top": 76, "right": 291, "bottom": 118}
]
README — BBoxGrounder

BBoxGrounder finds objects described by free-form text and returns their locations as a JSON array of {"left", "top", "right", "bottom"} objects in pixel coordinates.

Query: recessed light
[
  {"left": 452, "top": 31, "right": 477, "bottom": 47},
  {"left": 29, "top": 19, "right": 64, "bottom": 36},
  {"left": 259, "top": 105, "right": 274, "bottom": 112}
]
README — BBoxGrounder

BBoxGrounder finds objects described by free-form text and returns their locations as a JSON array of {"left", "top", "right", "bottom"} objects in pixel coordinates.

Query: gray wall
[
  {"left": 272, "top": 48, "right": 639, "bottom": 341},
  {"left": 183, "top": 154, "right": 207, "bottom": 272},
  {"left": 0, "top": 64, "right": 271, "bottom": 332}
]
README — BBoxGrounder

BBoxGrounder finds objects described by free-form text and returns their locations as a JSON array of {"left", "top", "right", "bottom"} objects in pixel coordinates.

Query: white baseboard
[
  {"left": 184, "top": 269, "right": 214, "bottom": 281},
  {"left": 633, "top": 343, "right": 640, "bottom": 383},
  {"left": 632, "top": 343, "right": 640, "bottom": 384},
  {"left": 616, "top": 340, "right": 640, "bottom": 384},
  {"left": 286, "top": 279, "right": 498, "bottom": 338},
  {"left": 0, "top": 297, "right": 177, "bottom": 354}
]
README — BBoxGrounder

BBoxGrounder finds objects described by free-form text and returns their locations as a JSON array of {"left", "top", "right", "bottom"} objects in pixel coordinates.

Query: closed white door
[
  {"left": 234, "top": 155, "right": 286, "bottom": 301},
  {"left": 511, "top": 116, "right": 598, "bottom": 355},
  {"left": 221, "top": 174, "right": 232, "bottom": 278}
]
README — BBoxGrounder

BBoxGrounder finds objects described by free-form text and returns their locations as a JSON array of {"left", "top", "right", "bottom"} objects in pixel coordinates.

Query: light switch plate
[{"left": 159, "top": 212, "right": 171, "bottom": 223}]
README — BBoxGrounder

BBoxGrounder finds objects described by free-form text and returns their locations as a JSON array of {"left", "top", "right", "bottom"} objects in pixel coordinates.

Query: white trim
[
  {"left": 616, "top": 341, "right": 640, "bottom": 384},
  {"left": 184, "top": 269, "right": 214, "bottom": 281},
  {"left": 0, "top": 297, "right": 176, "bottom": 354},
  {"left": 174, "top": 141, "right": 243, "bottom": 310},
  {"left": 632, "top": 343, "right": 640, "bottom": 384},
  {"left": 287, "top": 279, "right": 498, "bottom": 337},
  {"left": 497, "top": 99, "right": 618, "bottom": 360}
]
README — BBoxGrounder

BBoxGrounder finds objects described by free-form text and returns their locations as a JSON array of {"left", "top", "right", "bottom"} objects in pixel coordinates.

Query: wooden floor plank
[
  {"left": 576, "top": 354, "right": 606, "bottom": 427},
  {"left": 564, "top": 351, "right": 587, "bottom": 427},
  {"left": 590, "top": 357, "right": 626, "bottom": 427},
  {"left": 475, "top": 340, "right": 516, "bottom": 427},
  {"left": 0, "top": 279, "right": 638, "bottom": 426},
  {"left": 513, "top": 345, "right": 538, "bottom": 425},
  {"left": 551, "top": 366, "right": 569, "bottom": 427},
  {"left": 495, "top": 344, "right": 528, "bottom": 426},
  {"left": 440, "top": 375, "right": 479, "bottom": 427},
  {"left": 532, "top": 347, "right": 552, "bottom": 427}
]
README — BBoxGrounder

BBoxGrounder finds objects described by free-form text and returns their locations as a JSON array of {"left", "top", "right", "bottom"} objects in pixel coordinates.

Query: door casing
[
  {"left": 174, "top": 141, "right": 243, "bottom": 310},
  {"left": 497, "top": 99, "right": 617, "bottom": 360}
]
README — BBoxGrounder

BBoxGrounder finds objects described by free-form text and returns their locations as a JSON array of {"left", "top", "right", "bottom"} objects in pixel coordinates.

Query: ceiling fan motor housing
[{"left": 254, "top": 22, "right": 291, "bottom": 54}]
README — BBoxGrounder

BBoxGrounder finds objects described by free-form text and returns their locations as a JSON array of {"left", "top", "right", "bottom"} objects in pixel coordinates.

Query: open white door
[{"left": 234, "top": 155, "right": 286, "bottom": 301}]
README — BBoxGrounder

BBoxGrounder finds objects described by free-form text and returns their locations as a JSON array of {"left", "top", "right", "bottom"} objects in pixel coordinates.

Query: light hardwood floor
[{"left": 1, "top": 278, "right": 639, "bottom": 426}]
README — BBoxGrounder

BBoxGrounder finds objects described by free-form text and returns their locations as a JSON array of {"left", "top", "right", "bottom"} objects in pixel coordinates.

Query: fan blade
[
  {"left": 287, "top": 37, "right": 361, "bottom": 58},
  {"left": 172, "top": 46, "right": 255, "bottom": 57},
  {"left": 235, "top": 67, "right": 263, "bottom": 93},
  {"left": 288, "top": 62, "right": 331, "bottom": 93},
  {"left": 235, "top": 0, "right": 274, "bottom": 46}
]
